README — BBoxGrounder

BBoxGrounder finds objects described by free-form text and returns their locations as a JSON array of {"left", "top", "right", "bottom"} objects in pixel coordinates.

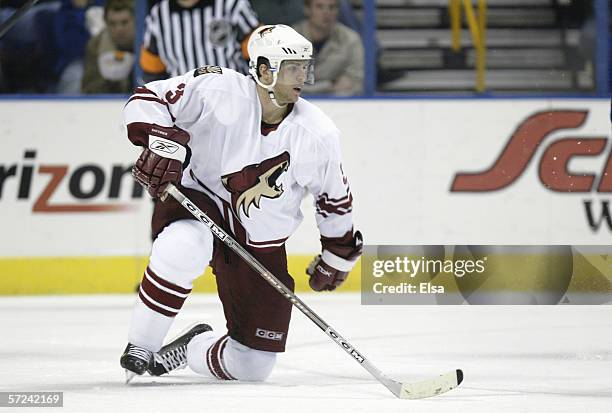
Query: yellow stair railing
[{"left": 449, "top": 0, "right": 487, "bottom": 92}]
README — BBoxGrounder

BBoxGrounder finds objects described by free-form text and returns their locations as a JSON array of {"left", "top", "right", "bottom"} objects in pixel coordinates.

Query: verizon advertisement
[
  {"left": 0, "top": 99, "right": 609, "bottom": 260},
  {"left": 314, "top": 98, "right": 611, "bottom": 246},
  {"left": 0, "top": 100, "right": 152, "bottom": 257}
]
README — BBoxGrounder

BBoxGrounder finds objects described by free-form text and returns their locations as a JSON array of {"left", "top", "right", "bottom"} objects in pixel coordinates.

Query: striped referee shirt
[{"left": 142, "top": 0, "right": 259, "bottom": 78}]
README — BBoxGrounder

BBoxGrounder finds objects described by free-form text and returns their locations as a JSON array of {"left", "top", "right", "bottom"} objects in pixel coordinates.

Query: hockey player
[{"left": 120, "top": 24, "right": 362, "bottom": 382}]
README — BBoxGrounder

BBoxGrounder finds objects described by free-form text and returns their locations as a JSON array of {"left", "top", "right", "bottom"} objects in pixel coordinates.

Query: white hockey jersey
[{"left": 124, "top": 67, "right": 355, "bottom": 249}]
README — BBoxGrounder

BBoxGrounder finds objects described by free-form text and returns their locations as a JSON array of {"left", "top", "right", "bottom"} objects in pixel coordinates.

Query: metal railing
[{"left": 449, "top": 0, "right": 487, "bottom": 93}]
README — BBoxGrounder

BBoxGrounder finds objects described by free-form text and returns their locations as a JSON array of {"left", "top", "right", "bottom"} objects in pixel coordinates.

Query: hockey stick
[
  {"left": 160, "top": 183, "right": 463, "bottom": 399},
  {"left": 0, "top": 0, "right": 40, "bottom": 39}
]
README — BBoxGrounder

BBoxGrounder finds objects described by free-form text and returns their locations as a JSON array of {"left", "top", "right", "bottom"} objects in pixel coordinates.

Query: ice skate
[
  {"left": 148, "top": 323, "right": 213, "bottom": 376},
  {"left": 120, "top": 343, "right": 153, "bottom": 384}
]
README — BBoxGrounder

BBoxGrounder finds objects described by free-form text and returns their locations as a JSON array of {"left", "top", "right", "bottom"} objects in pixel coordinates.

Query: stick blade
[
  {"left": 399, "top": 369, "right": 463, "bottom": 399},
  {"left": 125, "top": 370, "right": 137, "bottom": 385}
]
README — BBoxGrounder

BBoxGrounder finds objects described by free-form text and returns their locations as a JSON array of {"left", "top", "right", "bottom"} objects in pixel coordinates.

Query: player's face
[{"left": 274, "top": 59, "right": 314, "bottom": 103}]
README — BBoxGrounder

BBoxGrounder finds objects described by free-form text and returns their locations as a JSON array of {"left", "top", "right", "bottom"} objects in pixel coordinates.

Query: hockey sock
[
  {"left": 187, "top": 333, "right": 276, "bottom": 381},
  {"left": 128, "top": 266, "right": 192, "bottom": 352}
]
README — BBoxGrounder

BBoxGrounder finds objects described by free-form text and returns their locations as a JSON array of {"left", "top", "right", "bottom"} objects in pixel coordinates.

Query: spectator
[
  {"left": 251, "top": 0, "right": 303, "bottom": 26},
  {"left": 81, "top": 0, "right": 135, "bottom": 94},
  {"left": 140, "top": 0, "right": 259, "bottom": 82},
  {"left": 293, "top": 0, "right": 363, "bottom": 95},
  {"left": 53, "top": 0, "right": 104, "bottom": 94}
]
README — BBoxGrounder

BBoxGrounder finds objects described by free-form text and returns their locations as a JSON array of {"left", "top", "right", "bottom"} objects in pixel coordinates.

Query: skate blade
[{"left": 125, "top": 370, "right": 137, "bottom": 384}]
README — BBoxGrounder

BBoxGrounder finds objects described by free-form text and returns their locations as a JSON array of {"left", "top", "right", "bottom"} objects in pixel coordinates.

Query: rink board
[
  {"left": 0, "top": 256, "right": 361, "bottom": 294},
  {"left": 0, "top": 98, "right": 609, "bottom": 294}
]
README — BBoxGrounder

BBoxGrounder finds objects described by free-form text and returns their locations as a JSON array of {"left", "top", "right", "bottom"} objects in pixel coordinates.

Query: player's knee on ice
[
  {"left": 224, "top": 338, "right": 277, "bottom": 381},
  {"left": 188, "top": 332, "right": 276, "bottom": 381},
  {"left": 149, "top": 219, "right": 213, "bottom": 289}
]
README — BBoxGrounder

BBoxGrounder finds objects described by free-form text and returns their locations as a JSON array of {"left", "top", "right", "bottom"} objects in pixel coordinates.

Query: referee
[{"left": 141, "top": 0, "right": 260, "bottom": 82}]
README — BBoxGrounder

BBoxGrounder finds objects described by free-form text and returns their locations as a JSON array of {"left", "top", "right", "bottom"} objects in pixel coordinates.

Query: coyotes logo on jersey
[{"left": 221, "top": 152, "right": 290, "bottom": 219}]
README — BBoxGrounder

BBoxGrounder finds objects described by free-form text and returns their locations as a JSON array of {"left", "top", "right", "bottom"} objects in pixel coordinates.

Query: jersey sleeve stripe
[
  {"left": 126, "top": 96, "right": 177, "bottom": 123},
  {"left": 133, "top": 86, "right": 158, "bottom": 96}
]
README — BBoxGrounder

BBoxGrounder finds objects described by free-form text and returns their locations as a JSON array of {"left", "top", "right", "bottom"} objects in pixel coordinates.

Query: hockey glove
[
  {"left": 128, "top": 123, "right": 190, "bottom": 198},
  {"left": 307, "top": 231, "right": 363, "bottom": 292}
]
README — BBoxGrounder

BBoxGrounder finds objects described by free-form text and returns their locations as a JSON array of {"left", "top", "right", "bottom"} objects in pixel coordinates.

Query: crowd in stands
[
  {"left": 0, "top": 0, "right": 365, "bottom": 96},
  {"left": 1, "top": 0, "right": 607, "bottom": 96}
]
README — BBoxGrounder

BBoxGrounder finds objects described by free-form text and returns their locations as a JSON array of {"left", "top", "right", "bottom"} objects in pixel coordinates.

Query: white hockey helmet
[{"left": 248, "top": 24, "right": 314, "bottom": 90}]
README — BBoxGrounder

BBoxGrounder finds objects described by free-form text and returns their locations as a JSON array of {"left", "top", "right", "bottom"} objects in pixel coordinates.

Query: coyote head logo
[{"left": 221, "top": 151, "right": 290, "bottom": 218}]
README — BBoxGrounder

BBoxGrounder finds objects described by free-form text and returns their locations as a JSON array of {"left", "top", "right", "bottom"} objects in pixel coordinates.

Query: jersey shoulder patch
[{"left": 193, "top": 65, "right": 223, "bottom": 77}]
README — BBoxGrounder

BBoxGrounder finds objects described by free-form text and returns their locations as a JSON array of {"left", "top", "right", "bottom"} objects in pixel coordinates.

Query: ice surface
[{"left": 1, "top": 294, "right": 611, "bottom": 412}]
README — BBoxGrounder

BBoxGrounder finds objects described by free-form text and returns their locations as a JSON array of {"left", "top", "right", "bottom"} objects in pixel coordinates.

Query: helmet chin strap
[
  {"left": 255, "top": 70, "right": 287, "bottom": 109},
  {"left": 267, "top": 88, "right": 287, "bottom": 109}
]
